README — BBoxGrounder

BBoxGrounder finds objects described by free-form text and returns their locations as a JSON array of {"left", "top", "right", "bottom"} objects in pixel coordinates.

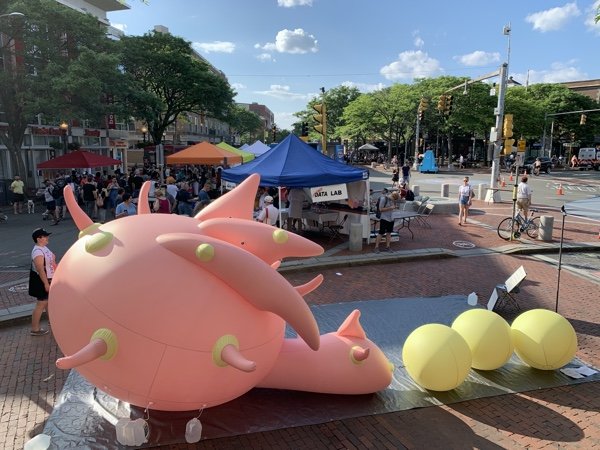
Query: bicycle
[{"left": 497, "top": 209, "right": 540, "bottom": 240}]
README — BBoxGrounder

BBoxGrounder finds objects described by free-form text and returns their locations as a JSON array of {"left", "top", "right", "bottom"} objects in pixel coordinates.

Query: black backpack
[
  {"left": 52, "top": 178, "right": 66, "bottom": 199},
  {"left": 406, "top": 190, "right": 415, "bottom": 201}
]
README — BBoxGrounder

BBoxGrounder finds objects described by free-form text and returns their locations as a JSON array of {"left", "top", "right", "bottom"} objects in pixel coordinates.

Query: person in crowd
[
  {"left": 287, "top": 188, "right": 306, "bottom": 233},
  {"left": 106, "top": 176, "right": 120, "bottom": 218},
  {"left": 115, "top": 193, "right": 137, "bottom": 218},
  {"left": 53, "top": 173, "right": 66, "bottom": 220},
  {"left": 374, "top": 188, "right": 395, "bottom": 253},
  {"left": 533, "top": 157, "right": 542, "bottom": 176},
  {"left": 43, "top": 179, "right": 60, "bottom": 225},
  {"left": 153, "top": 189, "right": 172, "bottom": 214},
  {"left": 401, "top": 161, "right": 411, "bottom": 186},
  {"left": 570, "top": 154, "right": 578, "bottom": 168},
  {"left": 176, "top": 182, "right": 195, "bottom": 216},
  {"left": 256, "top": 195, "right": 279, "bottom": 226},
  {"left": 391, "top": 168, "right": 400, "bottom": 187},
  {"left": 81, "top": 175, "right": 98, "bottom": 220},
  {"left": 458, "top": 176, "right": 473, "bottom": 226},
  {"left": 9, "top": 175, "right": 25, "bottom": 215},
  {"left": 29, "top": 228, "right": 57, "bottom": 336},
  {"left": 97, "top": 186, "right": 109, "bottom": 223},
  {"left": 198, "top": 182, "right": 212, "bottom": 208},
  {"left": 516, "top": 175, "right": 532, "bottom": 219},
  {"left": 459, "top": 154, "right": 465, "bottom": 169}
]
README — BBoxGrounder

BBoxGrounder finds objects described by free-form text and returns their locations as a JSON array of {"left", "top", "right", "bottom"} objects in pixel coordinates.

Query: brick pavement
[{"left": 1, "top": 197, "right": 599, "bottom": 449}]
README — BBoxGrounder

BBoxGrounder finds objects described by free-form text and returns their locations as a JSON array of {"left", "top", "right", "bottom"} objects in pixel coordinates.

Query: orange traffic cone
[
  {"left": 509, "top": 173, "right": 514, "bottom": 181},
  {"left": 556, "top": 184, "right": 564, "bottom": 195},
  {"left": 501, "top": 177, "right": 506, "bottom": 187}
]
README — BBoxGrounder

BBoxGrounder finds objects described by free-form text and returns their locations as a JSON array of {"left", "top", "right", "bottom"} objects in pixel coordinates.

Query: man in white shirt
[
  {"left": 516, "top": 175, "right": 532, "bottom": 218},
  {"left": 256, "top": 195, "right": 279, "bottom": 226}
]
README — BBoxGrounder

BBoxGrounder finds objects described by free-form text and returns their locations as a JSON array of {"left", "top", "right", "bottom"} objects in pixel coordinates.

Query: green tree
[
  {"left": 0, "top": 0, "right": 123, "bottom": 186},
  {"left": 118, "top": 31, "right": 234, "bottom": 145},
  {"left": 227, "top": 105, "right": 263, "bottom": 143}
]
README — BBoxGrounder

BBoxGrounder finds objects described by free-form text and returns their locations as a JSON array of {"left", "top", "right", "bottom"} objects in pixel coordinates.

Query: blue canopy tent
[
  {"left": 222, "top": 134, "right": 368, "bottom": 188},
  {"left": 222, "top": 134, "right": 369, "bottom": 230}
]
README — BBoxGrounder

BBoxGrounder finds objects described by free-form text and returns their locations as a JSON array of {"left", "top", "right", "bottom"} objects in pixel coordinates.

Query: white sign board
[{"left": 310, "top": 183, "right": 348, "bottom": 203}]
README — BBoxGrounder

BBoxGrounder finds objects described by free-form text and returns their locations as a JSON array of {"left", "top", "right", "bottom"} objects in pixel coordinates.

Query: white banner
[{"left": 310, "top": 183, "right": 348, "bottom": 203}]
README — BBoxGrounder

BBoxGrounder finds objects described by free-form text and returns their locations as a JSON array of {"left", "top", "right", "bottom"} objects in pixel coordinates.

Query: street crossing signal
[
  {"left": 503, "top": 114, "right": 514, "bottom": 138},
  {"left": 580, "top": 114, "right": 587, "bottom": 125},
  {"left": 437, "top": 94, "right": 447, "bottom": 112},
  {"left": 312, "top": 103, "right": 326, "bottom": 135},
  {"left": 444, "top": 95, "right": 453, "bottom": 116}
]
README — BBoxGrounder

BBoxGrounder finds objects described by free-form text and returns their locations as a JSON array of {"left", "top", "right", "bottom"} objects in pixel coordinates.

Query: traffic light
[
  {"left": 437, "top": 94, "right": 447, "bottom": 112},
  {"left": 570, "top": 132, "right": 576, "bottom": 141},
  {"left": 272, "top": 124, "right": 277, "bottom": 141},
  {"left": 444, "top": 95, "right": 453, "bottom": 116},
  {"left": 580, "top": 114, "right": 587, "bottom": 125},
  {"left": 503, "top": 114, "right": 514, "bottom": 138},
  {"left": 419, "top": 98, "right": 429, "bottom": 111},
  {"left": 418, "top": 109, "right": 424, "bottom": 121},
  {"left": 312, "top": 103, "right": 326, "bottom": 135},
  {"left": 504, "top": 138, "right": 515, "bottom": 150},
  {"left": 300, "top": 122, "right": 308, "bottom": 136}
]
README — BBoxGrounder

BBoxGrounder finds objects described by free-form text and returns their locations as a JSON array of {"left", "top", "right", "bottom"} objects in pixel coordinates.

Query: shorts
[
  {"left": 13, "top": 193, "right": 25, "bottom": 202},
  {"left": 516, "top": 198, "right": 530, "bottom": 211},
  {"left": 55, "top": 197, "right": 65, "bottom": 207},
  {"left": 46, "top": 200, "right": 56, "bottom": 211},
  {"left": 378, "top": 218, "right": 394, "bottom": 235},
  {"left": 459, "top": 195, "right": 470, "bottom": 205}
]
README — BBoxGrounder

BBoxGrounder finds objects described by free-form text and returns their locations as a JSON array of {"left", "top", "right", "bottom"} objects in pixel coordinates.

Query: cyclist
[{"left": 516, "top": 175, "right": 532, "bottom": 218}]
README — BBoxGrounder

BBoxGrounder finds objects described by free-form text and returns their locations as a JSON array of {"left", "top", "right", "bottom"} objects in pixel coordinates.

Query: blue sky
[{"left": 108, "top": 0, "right": 600, "bottom": 130}]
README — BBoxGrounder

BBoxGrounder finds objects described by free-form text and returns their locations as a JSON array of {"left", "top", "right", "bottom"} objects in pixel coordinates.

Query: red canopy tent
[{"left": 37, "top": 150, "right": 121, "bottom": 169}]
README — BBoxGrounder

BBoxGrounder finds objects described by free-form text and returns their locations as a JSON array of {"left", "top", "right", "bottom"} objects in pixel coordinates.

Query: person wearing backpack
[
  {"left": 374, "top": 188, "right": 395, "bottom": 253},
  {"left": 53, "top": 173, "right": 67, "bottom": 220},
  {"left": 43, "top": 179, "right": 60, "bottom": 226}
]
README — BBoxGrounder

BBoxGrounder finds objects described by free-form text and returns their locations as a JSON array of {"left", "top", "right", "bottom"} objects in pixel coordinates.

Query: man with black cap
[{"left": 29, "top": 228, "right": 57, "bottom": 336}]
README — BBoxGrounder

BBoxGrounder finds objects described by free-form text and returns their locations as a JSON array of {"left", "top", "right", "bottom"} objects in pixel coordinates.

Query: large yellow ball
[
  {"left": 452, "top": 309, "right": 514, "bottom": 370},
  {"left": 511, "top": 309, "right": 578, "bottom": 370},
  {"left": 402, "top": 324, "right": 472, "bottom": 391}
]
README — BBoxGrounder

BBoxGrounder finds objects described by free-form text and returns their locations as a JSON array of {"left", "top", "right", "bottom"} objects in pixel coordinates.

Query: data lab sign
[{"left": 310, "top": 183, "right": 348, "bottom": 203}]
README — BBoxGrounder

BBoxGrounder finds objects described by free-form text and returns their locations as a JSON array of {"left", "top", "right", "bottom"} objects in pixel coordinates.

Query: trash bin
[
  {"left": 348, "top": 222, "right": 363, "bottom": 252},
  {"left": 477, "top": 183, "right": 488, "bottom": 200},
  {"left": 538, "top": 215, "right": 554, "bottom": 241},
  {"left": 412, "top": 185, "right": 420, "bottom": 197}
]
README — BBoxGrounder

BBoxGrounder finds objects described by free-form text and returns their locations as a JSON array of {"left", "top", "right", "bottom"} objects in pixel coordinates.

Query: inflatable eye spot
[
  {"left": 272, "top": 229, "right": 289, "bottom": 244},
  {"left": 85, "top": 231, "right": 114, "bottom": 254},
  {"left": 78, "top": 223, "right": 102, "bottom": 239},
  {"left": 388, "top": 361, "right": 395, "bottom": 372},
  {"left": 90, "top": 328, "right": 118, "bottom": 360},
  {"left": 212, "top": 334, "right": 239, "bottom": 368},
  {"left": 195, "top": 243, "right": 215, "bottom": 262},
  {"left": 349, "top": 345, "right": 366, "bottom": 365}
]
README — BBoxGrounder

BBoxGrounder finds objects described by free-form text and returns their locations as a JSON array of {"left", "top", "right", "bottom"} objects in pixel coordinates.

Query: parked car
[{"left": 514, "top": 156, "right": 552, "bottom": 174}]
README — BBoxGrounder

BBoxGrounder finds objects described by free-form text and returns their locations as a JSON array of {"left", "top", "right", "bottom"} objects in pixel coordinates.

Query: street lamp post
[
  {"left": 59, "top": 121, "right": 69, "bottom": 155},
  {"left": 141, "top": 126, "right": 147, "bottom": 143}
]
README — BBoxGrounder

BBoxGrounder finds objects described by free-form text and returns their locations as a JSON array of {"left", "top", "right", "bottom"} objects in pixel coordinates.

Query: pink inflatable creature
[{"left": 51, "top": 174, "right": 392, "bottom": 411}]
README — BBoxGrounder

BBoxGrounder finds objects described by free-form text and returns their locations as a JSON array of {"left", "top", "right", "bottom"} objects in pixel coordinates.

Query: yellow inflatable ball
[
  {"left": 402, "top": 324, "right": 472, "bottom": 391},
  {"left": 511, "top": 309, "right": 578, "bottom": 370},
  {"left": 452, "top": 309, "right": 514, "bottom": 370}
]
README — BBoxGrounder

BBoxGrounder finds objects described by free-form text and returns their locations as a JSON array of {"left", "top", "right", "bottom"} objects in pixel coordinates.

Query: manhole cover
[
  {"left": 8, "top": 283, "right": 28, "bottom": 293},
  {"left": 452, "top": 240, "right": 476, "bottom": 249}
]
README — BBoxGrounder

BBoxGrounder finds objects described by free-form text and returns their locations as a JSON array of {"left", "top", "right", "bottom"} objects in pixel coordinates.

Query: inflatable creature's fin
[
  {"left": 195, "top": 173, "right": 259, "bottom": 221},
  {"left": 294, "top": 275, "right": 324, "bottom": 297},
  {"left": 336, "top": 310, "right": 366, "bottom": 339}
]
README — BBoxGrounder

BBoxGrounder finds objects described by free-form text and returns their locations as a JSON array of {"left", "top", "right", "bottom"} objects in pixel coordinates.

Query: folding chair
[
  {"left": 487, "top": 265, "right": 526, "bottom": 311},
  {"left": 414, "top": 203, "right": 435, "bottom": 228},
  {"left": 325, "top": 214, "right": 348, "bottom": 242}
]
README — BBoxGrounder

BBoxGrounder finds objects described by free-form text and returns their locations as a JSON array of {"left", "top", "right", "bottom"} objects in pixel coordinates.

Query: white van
[{"left": 577, "top": 148, "right": 600, "bottom": 170}]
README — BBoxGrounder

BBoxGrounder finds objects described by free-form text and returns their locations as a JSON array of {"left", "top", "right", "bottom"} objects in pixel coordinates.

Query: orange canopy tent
[{"left": 165, "top": 141, "right": 242, "bottom": 165}]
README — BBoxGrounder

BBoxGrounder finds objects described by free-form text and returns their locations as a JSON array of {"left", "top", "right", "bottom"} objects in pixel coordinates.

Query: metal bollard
[
  {"left": 348, "top": 222, "right": 363, "bottom": 252},
  {"left": 441, "top": 183, "right": 450, "bottom": 197},
  {"left": 538, "top": 215, "right": 554, "bottom": 241}
]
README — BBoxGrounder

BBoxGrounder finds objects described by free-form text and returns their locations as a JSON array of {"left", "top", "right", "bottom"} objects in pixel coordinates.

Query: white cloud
[
  {"left": 584, "top": 0, "right": 600, "bottom": 35},
  {"left": 454, "top": 50, "right": 500, "bottom": 67},
  {"left": 516, "top": 61, "right": 588, "bottom": 84},
  {"left": 231, "top": 83, "right": 246, "bottom": 90},
  {"left": 256, "top": 53, "right": 274, "bottom": 62},
  {"left": 380, "top": 50, "right": 442, "bottom": 80},
  {"left": 525, "top": 2, "right": 581, "bottom": 32},
  {"left": 253, "top": 84, "right": 311, "bottom": 101},
  {"left": 111, "top": 23, "right": 126, "bottom": 32},
  {"left": 341, "top": 81, "right": 386, "bottom": 92},
  {"left": 256, "top": 28, "right": 318, "bottom": 54},
  {"left": 192, "top": 41, "right": 235, "bottom": 54},
  {"left": 273, "top": 112, "right": 298, "bottom": 130},
  {"left": 414, "top": 37, "right": 424, "bottom": 48},
  {"left": 277, "top": 0, "right": 313, "bottom": 6}
]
